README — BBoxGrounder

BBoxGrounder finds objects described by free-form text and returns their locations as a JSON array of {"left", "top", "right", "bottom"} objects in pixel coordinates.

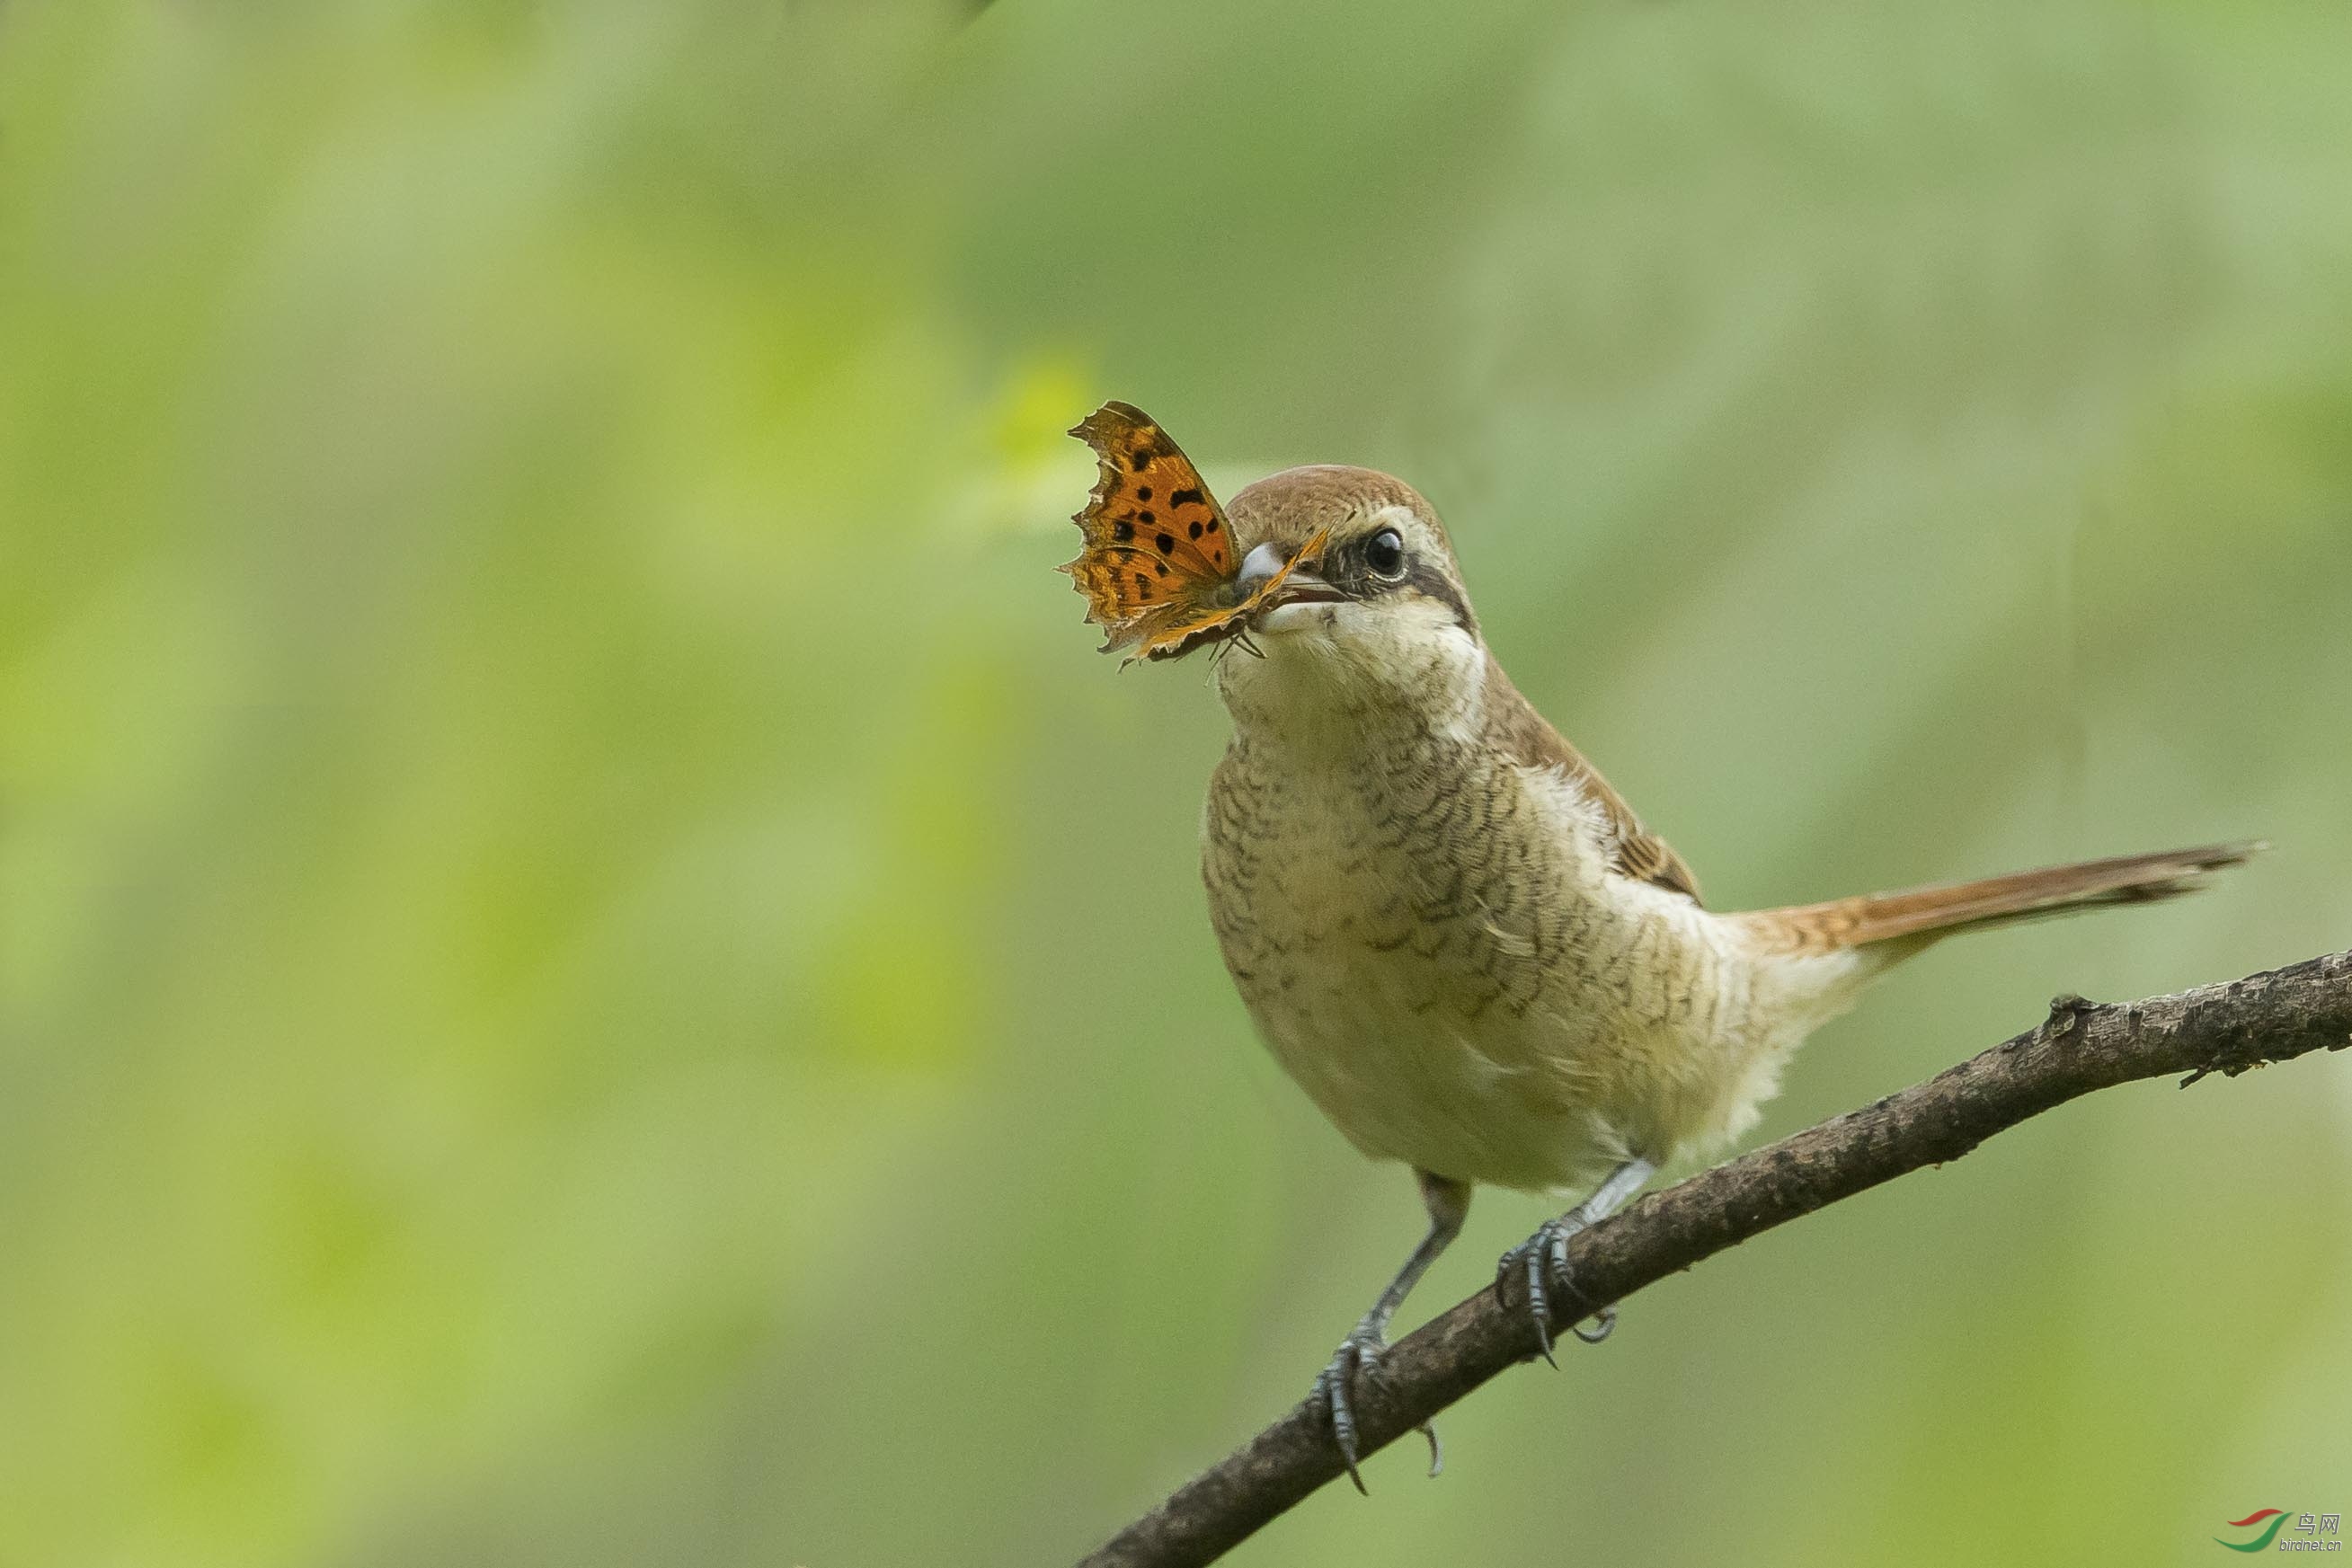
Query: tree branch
[{"left": 1078, "top": 949, "right": 2352, "bottom": 1568}]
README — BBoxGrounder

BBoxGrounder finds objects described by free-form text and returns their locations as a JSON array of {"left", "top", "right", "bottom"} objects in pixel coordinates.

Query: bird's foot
[
  {"left": 1494, "top": 1213, "right": 1615, "bottom": 1366},
  {"left": 1312, "top": 1319, "right": 1442, "bottom": 1494}
]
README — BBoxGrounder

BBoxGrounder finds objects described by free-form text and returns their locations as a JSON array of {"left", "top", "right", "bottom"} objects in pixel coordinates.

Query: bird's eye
[{"left": 1362, "top": 527, "right": 1407, "bottom": 581}]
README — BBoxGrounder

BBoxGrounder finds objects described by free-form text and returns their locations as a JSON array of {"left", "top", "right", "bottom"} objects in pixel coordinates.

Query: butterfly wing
[{"left": 1061, "top": 402, "right": 1249, "bottom": 660}]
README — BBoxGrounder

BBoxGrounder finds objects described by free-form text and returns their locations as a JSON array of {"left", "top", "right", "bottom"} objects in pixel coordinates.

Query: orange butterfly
[{"left": 1061, "top": 401, "right": 1329, "bottom": 661}]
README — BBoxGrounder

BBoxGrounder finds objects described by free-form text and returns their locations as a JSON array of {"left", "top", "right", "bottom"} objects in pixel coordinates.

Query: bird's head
[{"left": 1214, "top": 465, "right": 1487, "bottom": 741}]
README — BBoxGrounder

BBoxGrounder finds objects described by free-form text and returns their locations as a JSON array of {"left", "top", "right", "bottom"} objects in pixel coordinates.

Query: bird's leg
[
  {"left": 1316, "top": 1169, "right": 1469, "bottom": 1494},
  {"left": 1495, "top": 1156, "right": 1656, "bottom": 1364}
]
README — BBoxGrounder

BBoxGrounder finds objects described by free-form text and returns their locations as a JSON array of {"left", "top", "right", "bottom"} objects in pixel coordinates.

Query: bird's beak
[{"left": 1235, "top": 542, "right": 1345, "bottom": 611}]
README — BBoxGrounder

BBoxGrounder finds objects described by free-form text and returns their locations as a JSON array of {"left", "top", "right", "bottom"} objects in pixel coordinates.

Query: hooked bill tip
[{"left": 1236, "top": 541, "right": 1285, "bottom": 589}]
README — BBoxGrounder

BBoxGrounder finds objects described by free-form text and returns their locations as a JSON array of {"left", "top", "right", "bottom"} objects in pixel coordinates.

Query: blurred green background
[{"left": 4, "top": 1, "right": 2349, "bottom": 1564}]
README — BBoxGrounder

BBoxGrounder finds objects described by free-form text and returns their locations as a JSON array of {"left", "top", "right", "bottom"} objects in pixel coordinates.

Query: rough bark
[{"left": 1078, "top": 950, "right": 2352, "bottom": 1568}]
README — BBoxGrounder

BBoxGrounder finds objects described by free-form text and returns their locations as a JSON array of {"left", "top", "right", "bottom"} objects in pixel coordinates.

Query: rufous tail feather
[{"left": 1737, "top": 841, "right": 2263, "bottom": 955}]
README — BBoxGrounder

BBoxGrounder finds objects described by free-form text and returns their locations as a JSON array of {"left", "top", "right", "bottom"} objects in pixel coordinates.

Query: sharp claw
[
  {"left": 1319, "top": 1337, "right": 1372, "bottom": 1494},
  {"left": 1546, "top": 1220, "right": 1604, "bottom": 1346},
  {"left": 1500, "top": 1214, "right": 1622, "bottom": 1361},
  {"left": 1420, "top": 1421, "right": 1443, "bottom": 1478},
  {"left": 1525, "top": 1244, "right": 1557, "bottom": 1366}
]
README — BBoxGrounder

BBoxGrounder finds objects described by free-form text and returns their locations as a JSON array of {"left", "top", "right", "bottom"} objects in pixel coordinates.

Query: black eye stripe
[
  {"left": 1404, "top": 561, "right": 1476, "bottom": 634},
  {"left": 1290, "top": 522, "right": 1477, "bottom": 633}
]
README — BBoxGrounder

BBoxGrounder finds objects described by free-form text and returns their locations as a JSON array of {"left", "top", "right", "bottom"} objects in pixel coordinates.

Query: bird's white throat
[{"left": 1215, "top": 599, "right": 1487, "bottom": 760}]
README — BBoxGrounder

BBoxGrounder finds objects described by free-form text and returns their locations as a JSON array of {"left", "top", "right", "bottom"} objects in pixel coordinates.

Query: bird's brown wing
[{"left": 1483, "top": 656, "right": 1702, "bottom": 903}]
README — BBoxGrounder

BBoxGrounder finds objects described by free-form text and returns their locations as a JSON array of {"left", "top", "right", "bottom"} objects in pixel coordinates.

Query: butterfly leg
[
  {"left": 1494, "top": 1156, "right": 1655, "bottom": 1364},
  {"left": 1315, "top": 1169, "right": 1469, "bottom": 1494}
]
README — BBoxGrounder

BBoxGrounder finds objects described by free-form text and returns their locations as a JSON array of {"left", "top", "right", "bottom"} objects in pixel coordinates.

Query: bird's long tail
[{"left": 1736, "top": 841, "right": 2261, "bottom": 957}]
